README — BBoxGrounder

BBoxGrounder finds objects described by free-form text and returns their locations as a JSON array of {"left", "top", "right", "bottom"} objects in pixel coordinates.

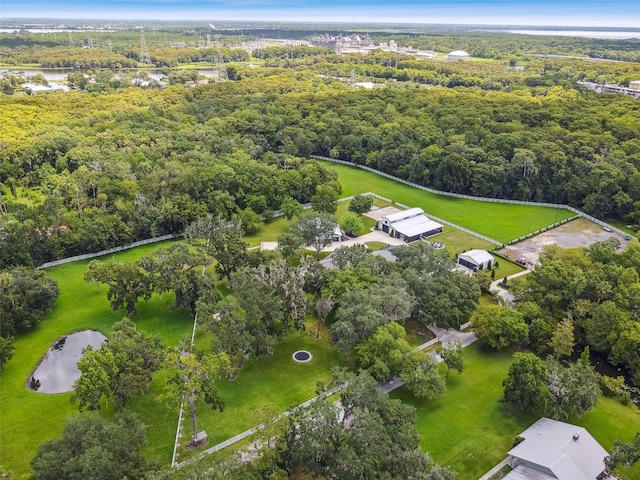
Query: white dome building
[{"left": 446, "top": 50, "right": 470, "bottom": 61}]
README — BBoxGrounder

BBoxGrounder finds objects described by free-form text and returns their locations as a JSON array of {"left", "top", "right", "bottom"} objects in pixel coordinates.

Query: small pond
[{"left": 29, "top": 330, "right": 107, "bottom": 394}]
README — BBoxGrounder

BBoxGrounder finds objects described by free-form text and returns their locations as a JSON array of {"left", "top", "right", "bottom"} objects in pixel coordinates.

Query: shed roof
[
  {"left": 458, "top": 249, "right": 494, "bottom": 265},
  {"left": 506, "top": 418, "right": 608, "bottom": 480}
]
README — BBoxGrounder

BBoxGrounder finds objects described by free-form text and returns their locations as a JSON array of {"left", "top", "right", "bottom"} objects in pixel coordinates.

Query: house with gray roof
[{"left": 504, "top": 418, "right": 609, "bottom": 480}]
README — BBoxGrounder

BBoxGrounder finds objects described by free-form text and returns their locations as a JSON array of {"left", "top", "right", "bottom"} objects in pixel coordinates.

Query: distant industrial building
[
  {"left": 578, "top": 80, "right": 640, "bottom": 99},
  {"left": 376, "top": 207, "right": 443, "bottom": 243},
  {"left": 446, "top": 50, "right": 470, "bottom": 61}
]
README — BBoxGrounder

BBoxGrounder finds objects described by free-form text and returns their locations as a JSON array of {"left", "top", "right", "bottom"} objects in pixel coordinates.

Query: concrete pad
[
  {"left": 322, "top": 230, "right": 406, "bottom": 252},
  {"left": 364, "top": 206, "right": 403, "bottom": 221},
  {"left": 259, "top": 241, "right": 279, "bottom": 251}
]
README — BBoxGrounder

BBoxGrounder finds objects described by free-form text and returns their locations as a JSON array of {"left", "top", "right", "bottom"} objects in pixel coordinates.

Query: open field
[
  {"left": 392, "top": 344, "right": 640, "bottom": 480},
  {"left": 0, "top": 237, "right": 345, "bottom": 475},
  {"left": 174, "top": 330, "right": 349, "bottom": 462},
  {"left": 427, "top": 226, "right": 496, "bottom": 256},
  {"left": 0, "top": 240, "right": 186, "bottom": 476},
  {"left": 317, "top": 161, "right": 575, "bottom": 244}
]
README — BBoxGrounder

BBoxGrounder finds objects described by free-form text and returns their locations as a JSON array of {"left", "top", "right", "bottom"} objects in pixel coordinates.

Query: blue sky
[{"left": 3, "top": 0, "right": 640, "bottom": 27}]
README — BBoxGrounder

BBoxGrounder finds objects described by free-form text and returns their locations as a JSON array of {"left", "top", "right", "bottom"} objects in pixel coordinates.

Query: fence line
[
  {"left": 311, "top": 155, "right": 630, "bottom": 240},
  {"left": 36, "top": 234, "right": 177, "bottom": 270},
  {"left": 363, "top": 192, "right": 503, "bottom": 246},
  {"left": 175, "top": 384, "right": 345, "bottom": 468},
  {"left": 417, "top": 337, "right": 439, "bottom": 350}
]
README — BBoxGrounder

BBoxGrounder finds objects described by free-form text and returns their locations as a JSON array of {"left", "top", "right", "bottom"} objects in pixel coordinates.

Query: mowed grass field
[
  {"left": 173, "top": 330, "right": 349, "bottom": 463},
  {"left": 0, "top": 240, "right": 187, "bottom": 475},
  {"left": 318, "top": 161, "right": 574, "bottom": 244},
  {"left": 392, "top": 344, "right": 640, "bottom": 480},
  {"left": 0, "top": 240, "right": 345, "bottom": 476}
]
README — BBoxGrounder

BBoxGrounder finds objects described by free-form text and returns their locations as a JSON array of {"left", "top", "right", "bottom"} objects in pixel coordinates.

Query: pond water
[
  {"left": 578, "top": 348, "right": 640, "bottom": 405},
  {"left": 29, "top": 330, "right": 107, "bottom": 394}
]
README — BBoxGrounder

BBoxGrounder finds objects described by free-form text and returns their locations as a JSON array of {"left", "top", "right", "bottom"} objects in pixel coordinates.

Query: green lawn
[
  {"left": 0, "top": 238, "right": 346, "bottom": 475},
  {"left": 475, "top": 257, "right": 527, "bottom": 282},
  {"left": 364, "top": 241, "right": 390, "bottom": 251},
  {"left": 0, "top": 240, "right": 190, "bottom": 476},
  {"left": 478, "top": 293, "right": 499, "bottom": 307},
  {"left": 335, "top": 201, "right": 377, "bottom": 235},
  {"left": 391, "top": 344, "right": 640, "bottom": 480},
  {"left": 244, "top": 215, "right": 290, "bottom": 247},
  {"left": 174, "top": 330, "right": 348, "bottom": 463},
  {"left": 427, "top": 226, "right": 496, "bottom": 256},
  {"left": 318, "top": 161, "right": 574, "bottom": 244}
]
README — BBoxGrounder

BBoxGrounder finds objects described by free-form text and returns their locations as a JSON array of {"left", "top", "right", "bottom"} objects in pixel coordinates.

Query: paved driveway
[{"left": 322, "top": 230, "right": 406, "bottom": 252}]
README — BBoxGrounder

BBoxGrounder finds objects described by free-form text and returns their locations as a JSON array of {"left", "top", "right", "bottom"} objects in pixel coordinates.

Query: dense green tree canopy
[
  {"left": 471, "top": 304, "right": 529, "bottom": 350},
  {"left": 0, "top": 267, "right": 59, "bottom": 336},
  {"left": 30, "top": 411, "right": 149, "bottom": 480},
  {"left": 284, "top": 370, "right": 453, "bottom": 480},
  {"left": 73, "top": 319, "right": 164, "bottom": 411},
  {"left": 502, "top": 352, "right": 547, "bottom": 412},
  {"left": 520, "top": 242, "right": 640, "bottom": 384}
]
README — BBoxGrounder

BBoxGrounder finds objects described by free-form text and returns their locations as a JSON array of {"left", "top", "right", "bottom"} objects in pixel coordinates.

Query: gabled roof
[
  {"left": 392, "top": 217, "right": 443, "bottom": 238},
  {"left": 381, "top": 207, "right": 425, "bottom": 224},
  {"left": 506, "top": 418, "right": 608, "bottom": 480},
  {"left": 458, "top": 249, "right": 494, "bottom": 265}
]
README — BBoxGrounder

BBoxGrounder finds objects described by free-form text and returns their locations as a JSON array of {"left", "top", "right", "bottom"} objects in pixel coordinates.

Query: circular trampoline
[{"left": 292, "top": 350, "right": 313, "bottom": 363}]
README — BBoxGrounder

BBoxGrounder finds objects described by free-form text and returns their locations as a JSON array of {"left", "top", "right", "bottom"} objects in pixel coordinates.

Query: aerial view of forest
[{"left": 1, "top": 11, "right": 640, "bottom": 480}]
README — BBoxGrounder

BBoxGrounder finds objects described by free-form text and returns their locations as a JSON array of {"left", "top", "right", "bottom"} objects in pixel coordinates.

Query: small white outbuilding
[{"left": 457, "top": 249, "right": 494, "bottom": 271}]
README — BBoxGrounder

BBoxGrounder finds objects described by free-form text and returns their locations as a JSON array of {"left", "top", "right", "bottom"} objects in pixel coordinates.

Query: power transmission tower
[
  {"left": 206, "top": 33, "right": 212, "bottom": 48},
  {"left": 349, "top": 69, "right": 356, "bottom": 87},
  {"left": 214, "top": 35, "right": 228, "bottom": 81},
  {"left": 140, "top": 31, "right": 151, "bottom": 65},
  {"left": 68, "top": 32, "right": 74, "bottom": 47}
]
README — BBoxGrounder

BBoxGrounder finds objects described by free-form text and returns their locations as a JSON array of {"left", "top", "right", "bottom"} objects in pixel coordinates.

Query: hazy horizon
[{"left": 3, "top": 0, "right": 640, "bottom": 29}]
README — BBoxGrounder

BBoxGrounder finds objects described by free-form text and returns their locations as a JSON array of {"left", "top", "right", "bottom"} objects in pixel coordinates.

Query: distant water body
[{"left": 507, "top": 29, "right": 640, "bottom": 39}]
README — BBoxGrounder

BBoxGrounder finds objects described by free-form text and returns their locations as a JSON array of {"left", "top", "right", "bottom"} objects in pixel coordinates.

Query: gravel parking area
[{"left": 496, "top": 218, "right": 629, "bottom": 266}]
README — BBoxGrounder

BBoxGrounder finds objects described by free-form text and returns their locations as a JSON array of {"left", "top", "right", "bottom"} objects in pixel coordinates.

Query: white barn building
[
  {"left": 457, "top": 249, "right": 495, "bottom": 271},
  {"left": 376, "top": 208, "right": 443, "bottom": 243},
  {"left": 446, "top": 50, "right": 470, "bottom": 61},
  {"left": 504, "top": 418, "right": 608, "bottom": 480}
]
